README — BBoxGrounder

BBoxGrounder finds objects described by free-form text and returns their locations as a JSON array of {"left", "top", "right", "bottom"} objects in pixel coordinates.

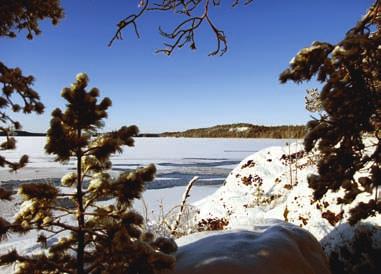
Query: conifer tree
[
  {"left": 0, "top": 73, "right": 176, "bottom": 274},
  {"left": 0, "top": 0, "right": 63, "bottom": 199},
  {"left": 280, "top": 1, "right": 381, "bottom": 224}
]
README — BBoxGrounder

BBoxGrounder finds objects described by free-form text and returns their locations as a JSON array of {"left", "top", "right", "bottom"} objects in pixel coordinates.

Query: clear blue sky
[{"left": 0, "top": 0, "right": 373, "bottom": 133}]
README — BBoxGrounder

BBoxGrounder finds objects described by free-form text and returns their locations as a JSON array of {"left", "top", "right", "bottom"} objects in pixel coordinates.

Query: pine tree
[
  {"left": 280, "top": 1, "right": 381, "bottom": 224},
  {"left": 0, "top": 0, "right": 63, "bottom": 199},
  {"left": 0, "top": 73, "right": 176, "bottom": 274}
]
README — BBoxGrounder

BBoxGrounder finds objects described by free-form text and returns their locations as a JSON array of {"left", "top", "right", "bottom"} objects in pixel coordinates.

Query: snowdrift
[
  {"left": 193, "top": 141, "right": 380, "bottom": 240},
  {"left": 171, "top": 221, "right": 330, "bottom": 274}
]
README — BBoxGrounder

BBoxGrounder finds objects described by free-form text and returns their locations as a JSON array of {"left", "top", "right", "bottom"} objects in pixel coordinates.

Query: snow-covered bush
[{"left": 145, "top": 204, "right": 200, "bottom": 238}]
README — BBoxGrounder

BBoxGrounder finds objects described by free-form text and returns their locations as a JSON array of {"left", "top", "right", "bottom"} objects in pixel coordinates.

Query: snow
[
  {"left": 134, "top": 185, "right": 219, "bottom": 220},
  {"left": 170, "top": 220, "right": 330, "bottom": 274},
  {"left": 192, "top": 139, "right": 380, "bottom": 241},
  {"left": 228, "top": 127, "right": 249, "bottom": 132},
  {"left": 166, "top": 139, "right": 379, "bottom": 273},
  {"left": 0, "top": 185, "right": 218, "bottom": 246}
]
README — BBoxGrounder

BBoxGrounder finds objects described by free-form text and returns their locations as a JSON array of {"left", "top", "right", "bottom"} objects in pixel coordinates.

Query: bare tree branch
[{"left": 109, "top": 0, "right": 254, "bottom": 56}]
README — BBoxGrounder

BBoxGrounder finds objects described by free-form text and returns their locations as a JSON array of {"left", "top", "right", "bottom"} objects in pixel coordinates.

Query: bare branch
[
  {"left": 108, "top": 0, "right": 149, "bottom": 47},
  {"left": 109, "top": 0, "right": 254, "bottom": 56}
]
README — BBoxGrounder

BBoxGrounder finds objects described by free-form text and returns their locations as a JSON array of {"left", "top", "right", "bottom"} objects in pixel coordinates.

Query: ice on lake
[{"left": 0, "top": 137, "right": 294, "bottom": 183}]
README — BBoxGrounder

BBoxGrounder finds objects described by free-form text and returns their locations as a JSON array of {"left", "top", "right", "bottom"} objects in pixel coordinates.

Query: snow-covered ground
[{"left": 192, "top": 139, "right": 380, "bottom": 241}]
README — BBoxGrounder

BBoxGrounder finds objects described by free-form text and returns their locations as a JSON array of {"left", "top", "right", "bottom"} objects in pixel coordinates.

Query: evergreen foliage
[
  {"left": 0, "top": 0, "right": 63, "bottom": 198},
  {"left": 328, "top": 226, "right": 381, "bottom": 274},
  {"left": 305, "top": 88, "right": 323, "bottom": 113},
  {"left": 0, "top": 74, "right": 176, "bottom": 274},
  {"left": 280, "top": 1, "right": 381, "bottom": 224},
  {"left": 0, "top": 0, "right": 63, "bottom": 39},
  {"left": 162, "top": 123, "right": 306, "bottom": 139}
]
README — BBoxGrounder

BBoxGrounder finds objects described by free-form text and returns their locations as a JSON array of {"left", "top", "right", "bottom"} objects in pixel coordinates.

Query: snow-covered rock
[
  {"left": 171, "top": 221, "right": 330, "bottom": 274},
  {"left": 193, "top": 140, "right": 380, "bottom": 240}
]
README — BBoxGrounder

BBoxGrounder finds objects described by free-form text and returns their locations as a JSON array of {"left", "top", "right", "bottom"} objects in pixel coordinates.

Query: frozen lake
[{"left": 0, "top": 137, "right": 294, "bottom": 185}]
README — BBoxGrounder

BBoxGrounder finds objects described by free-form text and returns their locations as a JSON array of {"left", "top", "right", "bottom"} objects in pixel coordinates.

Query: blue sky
[{"left": 0, "top": 0, "right": 373, "bottom": 133}]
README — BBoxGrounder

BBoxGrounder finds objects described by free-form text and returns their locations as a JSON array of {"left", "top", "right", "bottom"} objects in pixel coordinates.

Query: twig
[
  {"left": 108, "top": 0, "right": 149, "bottom": 47},
  {"left": 109, "top": 0, "right": 254, "bottom": 56},
  {"left": 171, "top": 176, "right": 198, "bottom": 234},
  {"left": 141, "top": 196, "right": 149, "bottom": 225}
]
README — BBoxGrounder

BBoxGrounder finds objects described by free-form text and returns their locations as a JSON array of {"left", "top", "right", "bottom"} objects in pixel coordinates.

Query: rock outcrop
[{"left": 171, "top": 221, "right": 330, "bottom": 274}]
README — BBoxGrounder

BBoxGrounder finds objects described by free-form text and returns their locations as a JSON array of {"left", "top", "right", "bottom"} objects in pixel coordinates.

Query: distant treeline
[
  {"left": 161, "top": 123, "right": 307, "bottom": 139},
  {"left": 0, "top": 130, "right": 46, "bottom": 137}
]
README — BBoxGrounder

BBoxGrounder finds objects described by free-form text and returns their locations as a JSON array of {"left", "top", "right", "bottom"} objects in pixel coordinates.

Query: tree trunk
[{"left": 77, "top": 128, "right": 85, "bottom": 274}]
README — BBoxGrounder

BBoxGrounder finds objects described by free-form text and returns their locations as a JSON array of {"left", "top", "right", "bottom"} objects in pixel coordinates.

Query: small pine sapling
[{"left": 0, "top": 73, "right": 177, "bottom": 274}]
